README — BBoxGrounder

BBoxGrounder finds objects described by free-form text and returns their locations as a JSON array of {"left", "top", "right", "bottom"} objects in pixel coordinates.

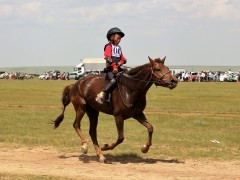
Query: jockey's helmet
[{"left": 106, "top": 27, "right": 125, "bottom": 41}]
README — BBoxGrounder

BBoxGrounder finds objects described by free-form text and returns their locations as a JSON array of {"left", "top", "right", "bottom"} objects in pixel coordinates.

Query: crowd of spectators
[{"left": 174, "top": 70, "right": 240, "bottom": 82}]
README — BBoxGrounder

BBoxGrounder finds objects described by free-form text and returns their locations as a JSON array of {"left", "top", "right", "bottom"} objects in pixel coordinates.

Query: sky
[{"left": 0, "top": 0, "right": 240, "bottom": 67}]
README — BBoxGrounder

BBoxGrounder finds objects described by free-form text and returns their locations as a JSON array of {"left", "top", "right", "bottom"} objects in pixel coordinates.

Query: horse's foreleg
[
  {"left": 133, "top": 112, "right": 153, "bottom": 153},
  {"left": 101, "top": 115, "right": 124, "bottom": 151},
  {"left": 73, "top": 107, "right": 88, "bottom": 154}
]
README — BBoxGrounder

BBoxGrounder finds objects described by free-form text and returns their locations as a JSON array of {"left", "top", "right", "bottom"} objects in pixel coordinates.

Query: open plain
[{"left": 0, "top": 79, "right": 239, "bottom": 179}]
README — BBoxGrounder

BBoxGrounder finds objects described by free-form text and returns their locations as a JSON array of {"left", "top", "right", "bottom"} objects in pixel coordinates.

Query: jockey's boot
[{"left": 95, "top": 79, "right": 116, "bottom": 104}]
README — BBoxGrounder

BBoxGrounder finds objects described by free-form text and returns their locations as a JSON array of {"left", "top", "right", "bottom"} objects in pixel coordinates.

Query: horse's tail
[{"left": 52, "top": 84, "right": 73, "bottom": 129}]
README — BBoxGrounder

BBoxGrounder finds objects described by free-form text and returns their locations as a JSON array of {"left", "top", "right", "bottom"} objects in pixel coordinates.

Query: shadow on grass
[{"left": 59, "top": 153, "right": 184, "bottom": 164}]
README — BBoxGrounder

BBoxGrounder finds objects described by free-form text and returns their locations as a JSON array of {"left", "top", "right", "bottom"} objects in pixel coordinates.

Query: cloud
[
  {"left": 160, "top": 0, "right": 240, "bottom": 21},
  {"left": 0, "top": 4, "right": 13, "bottom": 17},
  {"left": 67, "top": 2, "right": 132, "bottom": 22},
  {"left": 133, "top": 0, "right": 240, "bottom": 21},
  {"left": 0, "top": 0, "right": 239, "bottom": 67},
  {"left": 20, "top": 1, "right": 43, "bottom": 13},
  {"left": 136, "top": 1, "right": 159, "bottom": 13},
  {"left": 1, "top": 1, "right": 239, "bottom": 26},
  {"left": 208, "top": 0, "right": 240, "bottom": 21}
]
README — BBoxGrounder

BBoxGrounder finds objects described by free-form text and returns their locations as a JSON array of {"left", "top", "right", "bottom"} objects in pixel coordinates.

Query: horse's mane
[{"left": 125, "top": 63, "right": 151, "bottom": 76}]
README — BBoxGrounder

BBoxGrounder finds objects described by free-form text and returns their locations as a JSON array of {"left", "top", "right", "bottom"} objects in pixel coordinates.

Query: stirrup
[{"left": 105, "top": 93, "right": 111, "bottom": 103}]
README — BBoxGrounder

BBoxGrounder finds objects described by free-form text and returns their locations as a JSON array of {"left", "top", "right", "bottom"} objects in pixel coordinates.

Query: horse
[{"left": 52, "top": 56, "right": 178, "bottom": 163}]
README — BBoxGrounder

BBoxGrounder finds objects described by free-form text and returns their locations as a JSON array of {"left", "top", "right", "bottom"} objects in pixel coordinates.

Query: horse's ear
[
  {"left": 162, "top": 56, "right": 166, "bottom": 63},
  {"left": 148, "top": 56, "right": 154, "bottom": 64}
]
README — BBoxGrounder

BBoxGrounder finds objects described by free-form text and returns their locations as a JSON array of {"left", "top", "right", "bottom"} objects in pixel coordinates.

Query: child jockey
[{"left": 95, "top": 27, "right": 127, "bottom": 104}]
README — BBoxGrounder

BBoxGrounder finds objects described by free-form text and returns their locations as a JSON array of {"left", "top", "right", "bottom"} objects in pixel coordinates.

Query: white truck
[{"left": 72, "top": 58, "right": 106, "bottom": 79}]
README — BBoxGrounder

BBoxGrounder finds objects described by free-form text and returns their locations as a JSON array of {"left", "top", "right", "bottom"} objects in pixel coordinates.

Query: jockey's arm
[
  {"left": 118, "top": 54, "right": 126, "bottom": 65},
  {"left": 104, "top": 45, "right": 112, "bottom": 64}
]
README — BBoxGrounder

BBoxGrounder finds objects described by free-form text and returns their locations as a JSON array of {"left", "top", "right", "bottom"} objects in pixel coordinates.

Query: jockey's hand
[
  {"left": 104, "top": 57, "right": 112, "bottom": 64},
  {"left": 113, "top": 68, "right": 118, "bottom": 74},
  {"left": 118, "top": 61, "right": 124, "bottom": 66}
]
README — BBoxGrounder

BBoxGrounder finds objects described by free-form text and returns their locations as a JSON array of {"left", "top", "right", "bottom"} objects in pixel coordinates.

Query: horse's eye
[{"left": 156, "top": 69, "right": 161, "bottom": 71}]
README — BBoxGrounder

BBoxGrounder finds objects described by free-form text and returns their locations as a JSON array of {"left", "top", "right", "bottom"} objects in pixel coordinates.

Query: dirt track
[{"left": 0, "top": 147, "right": 240, "bottom": 179}]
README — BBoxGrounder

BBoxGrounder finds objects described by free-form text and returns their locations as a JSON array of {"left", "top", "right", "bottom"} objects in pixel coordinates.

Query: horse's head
[{"left": 148, "top": 56, "right": 178, "bottom": 89}]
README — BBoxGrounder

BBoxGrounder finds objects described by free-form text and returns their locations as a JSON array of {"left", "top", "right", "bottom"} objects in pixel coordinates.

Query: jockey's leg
[
  {"left": 95, "top": 72, "right": 116, "bottom": 104},
  {"left": 103, "top": 78, "right": 116, "bottom": 102}
]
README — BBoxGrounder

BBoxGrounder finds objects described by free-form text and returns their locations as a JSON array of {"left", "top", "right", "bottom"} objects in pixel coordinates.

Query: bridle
[
  {"left": 151, "top": 68, "right": 171, "bottom": 84},
  {"left": 117, "top": 66, "right": 172, "bottom": 107},
  {"left": 120, "top": 67, "right": 171, "bottom": 84}
]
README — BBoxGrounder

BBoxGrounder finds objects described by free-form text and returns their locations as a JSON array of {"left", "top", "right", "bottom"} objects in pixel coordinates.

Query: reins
[
  {"left": 116, "top": 67, "right": 171, "bottom": 107},
  {"left": 120, "top": 68, "right": 171, "bottom": 84}
]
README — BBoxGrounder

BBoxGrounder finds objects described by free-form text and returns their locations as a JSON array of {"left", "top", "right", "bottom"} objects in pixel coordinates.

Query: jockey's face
[{"left": 111, "top": 34, "right": 122, "bottom": 45}]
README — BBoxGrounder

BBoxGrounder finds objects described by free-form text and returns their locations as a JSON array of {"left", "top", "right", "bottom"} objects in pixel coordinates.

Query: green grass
[{"left": 0, "top": 79, "right": 239, "bottom": 161}]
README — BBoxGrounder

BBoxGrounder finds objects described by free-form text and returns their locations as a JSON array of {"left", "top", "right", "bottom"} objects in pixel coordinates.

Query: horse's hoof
[
  {"left": 141, "top": 145, "right": 149, "bottom": 153},
  {"left": 99, "top": 158, "right": 111, "bottom": 164},
  {"left": 81, "top": 145, "right": 88, "bottom": 154},
  {"left": 101, "top": 144, "right": 109, "bottom": 151}
]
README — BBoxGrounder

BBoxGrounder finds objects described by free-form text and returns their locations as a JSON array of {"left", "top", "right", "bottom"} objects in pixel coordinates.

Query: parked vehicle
[
  {"left": 0, "top": 72, "right": 8, "bottom": 79},
  {"left": 219, "top": 73, "right": 239, "bottom": 82},
  {"left": 39, "top": 73, "right": 49, "bottom": 80},
  {"left": 190, "top": 72, "right": 198, "bottom": 81},
  {"left": 72, "top": 58, "right": 105, "bottom": 79},
  {"left": 229, "top": 73, "right": 239, "bottom": 82},
  {"left": 68, "top": 72, "right": 78, "bottom": 80},
  {"left": 83, "top": 70, "right": 103, "bottom": 77},
  {"left": 25, "top": 74, "right": 34, "bottom": 79}
]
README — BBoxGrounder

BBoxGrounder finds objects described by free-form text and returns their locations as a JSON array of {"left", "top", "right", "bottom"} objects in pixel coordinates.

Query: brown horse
[{"left": 53, "top": 56, "right": 178, "bottom": 163}]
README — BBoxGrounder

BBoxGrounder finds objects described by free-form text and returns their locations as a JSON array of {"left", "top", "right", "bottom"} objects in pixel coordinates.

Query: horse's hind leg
[
  {"left": 72, "top": 99, "right": 88, "bottom": 154},
  {"left": 86, "top": 105, "right": 107, "bottom": 163}
]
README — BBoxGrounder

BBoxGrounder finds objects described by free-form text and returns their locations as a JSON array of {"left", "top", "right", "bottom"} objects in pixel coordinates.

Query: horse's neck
[
  {"left": 117, "top": 69, "right": 153, "bottom": 106},
  {"left": 120, "top": 68, "right": 153, "bottom": 92}
]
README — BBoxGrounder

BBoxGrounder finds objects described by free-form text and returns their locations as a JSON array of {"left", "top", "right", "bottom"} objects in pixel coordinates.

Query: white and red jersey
[
  {"left": 104, "top": 43, "right": 126, "bottom": 64},
  {"left": 111, "top": 44, "right": 122, "bottom": 58}
]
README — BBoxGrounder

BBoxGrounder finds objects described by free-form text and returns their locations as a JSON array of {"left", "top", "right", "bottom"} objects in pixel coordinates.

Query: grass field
[{"left": 0, "top": 78, "right": 239, "bottom": 161}]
